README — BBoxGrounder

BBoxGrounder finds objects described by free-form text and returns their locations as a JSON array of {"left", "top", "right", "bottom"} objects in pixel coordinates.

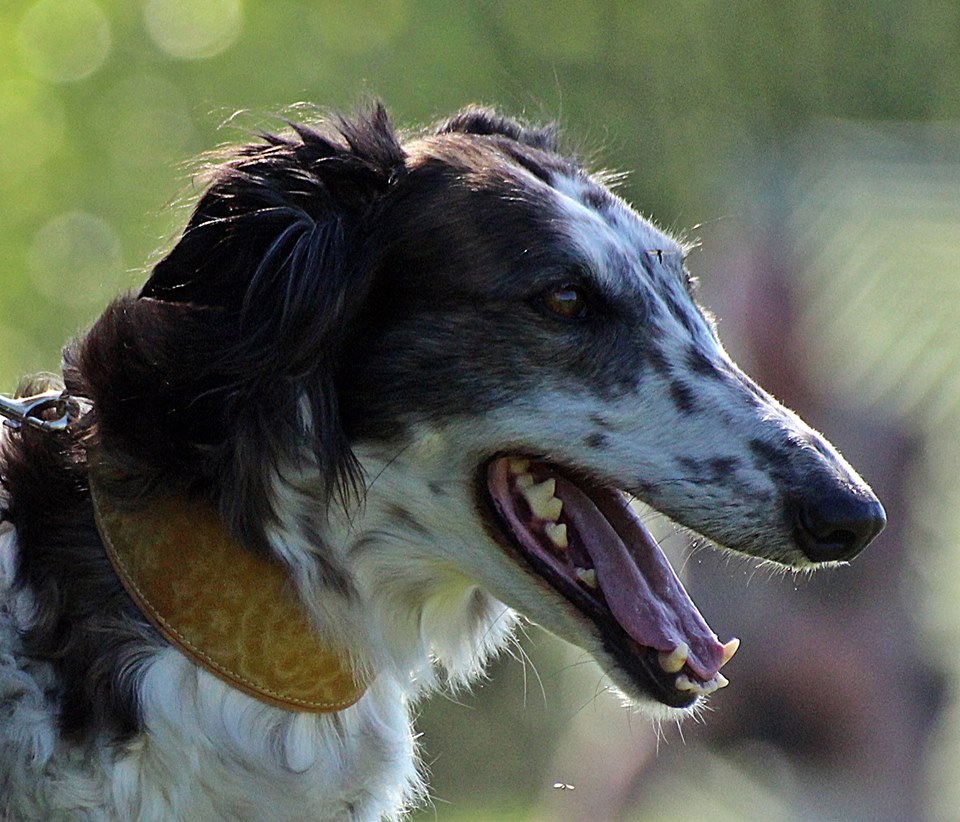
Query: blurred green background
[{"left": 2, "top": 2, "right": 959, "bottom": 820}]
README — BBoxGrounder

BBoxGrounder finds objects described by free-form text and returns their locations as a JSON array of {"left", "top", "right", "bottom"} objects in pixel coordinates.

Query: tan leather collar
[{"left": 90, "top": 478, "right": 367, "bottom": 713}]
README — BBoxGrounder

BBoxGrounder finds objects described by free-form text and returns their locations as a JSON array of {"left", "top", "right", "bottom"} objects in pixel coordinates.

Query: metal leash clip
[{"left": 0, "top": 390, "right": 77, "bottom": 433}]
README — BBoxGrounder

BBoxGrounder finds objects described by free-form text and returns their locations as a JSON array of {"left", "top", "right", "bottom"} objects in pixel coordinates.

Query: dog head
[{"left": 73, "top": 104, "right": 885, "bottom": 713}]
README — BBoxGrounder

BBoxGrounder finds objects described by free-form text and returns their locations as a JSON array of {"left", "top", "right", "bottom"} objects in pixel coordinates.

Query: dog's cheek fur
[{"left": 280, "top": 439, "right": 519, "bottom": 689}]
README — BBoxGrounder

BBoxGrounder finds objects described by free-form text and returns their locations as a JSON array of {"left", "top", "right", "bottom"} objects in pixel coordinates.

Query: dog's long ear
[
  {"left": 78, "top": 104, "right": 406, "bottom": 551},
  {"left": 142, "top": 104, "right": 404, "bottom": 378}
]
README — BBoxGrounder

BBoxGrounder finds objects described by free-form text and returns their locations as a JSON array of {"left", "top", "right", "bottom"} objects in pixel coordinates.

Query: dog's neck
[
  {"left": 90, "top": 477, "right": 368, "bottom": 713},
  {"left": 267, "top": 430, "right": 519, "bottom": 696},
  {"left": 110, "top": 431, "right": 518, "bottom": 820},
  {"left": 34, "top": 431, "right": 519, "bottom": 820}
]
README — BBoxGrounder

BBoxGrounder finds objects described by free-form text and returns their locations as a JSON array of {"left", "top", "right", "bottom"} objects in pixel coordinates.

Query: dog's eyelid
[{"left": 558, "top": 260, "right": 593, "bottom": 283}]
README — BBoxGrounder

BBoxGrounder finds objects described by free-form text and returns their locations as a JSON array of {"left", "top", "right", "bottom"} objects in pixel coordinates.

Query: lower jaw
[
  {"left": 597, "top": 626, "right": 701, "bottom": 709},
  {"left": 476, "top": 465, "right": 703, "bottom": 711}
]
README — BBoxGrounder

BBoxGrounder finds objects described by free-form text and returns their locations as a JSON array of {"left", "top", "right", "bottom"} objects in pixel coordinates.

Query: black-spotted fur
[
  {"left": 0, "top": 102, "right": 884, "bottom": 810},
  {"left": 0, "top": 104, "right": 589, "bottom": 743}
]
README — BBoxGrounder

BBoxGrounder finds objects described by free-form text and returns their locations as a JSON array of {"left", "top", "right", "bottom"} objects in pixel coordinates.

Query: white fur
[
  {"left": 0, "top": 142, "right": 878, "bottom": 819},
  {"left": 0, "top": 423, "right": 518, "bottom": 821}
]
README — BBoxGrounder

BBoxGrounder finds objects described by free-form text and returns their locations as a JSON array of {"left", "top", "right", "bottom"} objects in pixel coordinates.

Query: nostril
[
  {"left": 794, "top": 494, "right": 886, "bottom": 564},
  {"left": 796, "top": 508, "right": 858, "bottom": 562}
]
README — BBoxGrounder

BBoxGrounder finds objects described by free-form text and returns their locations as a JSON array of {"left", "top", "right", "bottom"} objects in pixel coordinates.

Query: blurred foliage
[{"left": 1, "top": 0, "right": 959, "bottom": 384}]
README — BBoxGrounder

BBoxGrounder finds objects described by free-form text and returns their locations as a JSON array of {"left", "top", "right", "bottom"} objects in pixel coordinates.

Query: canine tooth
[
  {"left": 508, "top": 458, "right": 531, "bottom": 474},
  {"left": 658, "top": 642, "right": 689, "bottom": 674},
  {"left": 522, "top": 478, "right": 563, "bottom": 521},
  {"left": 575, "top": 567, "right": 598, "bottom": 588},
  {"left": 544, "top": 522, "right": 568, "bottom": 549},
  {"left": 698, "top": 673, "right": 730, "bottom": 696},
  {"left": 719, "top": 637, "right": 740, "bottom": 668}
]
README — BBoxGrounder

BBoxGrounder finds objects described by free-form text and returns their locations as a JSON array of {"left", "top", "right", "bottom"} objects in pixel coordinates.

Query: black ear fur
[
  {"left": 76, "top": 104, "right": 406, "bottom": 551},
  {"left": 142, "top": 104, "right": 405, "bottom": 374}
]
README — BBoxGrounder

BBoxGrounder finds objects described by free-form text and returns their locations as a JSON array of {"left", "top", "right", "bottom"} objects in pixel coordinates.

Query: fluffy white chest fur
[
  {"left": 0, "top": 429, "right": 519, "bottom": 821},
  {"left": 0, "top": 527, "right": 410, "bottom": 822}
]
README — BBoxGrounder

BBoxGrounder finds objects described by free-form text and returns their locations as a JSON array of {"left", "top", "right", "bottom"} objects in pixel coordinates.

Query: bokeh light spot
[
  {"left": 17, "top": 0, "right": 112, "bottom": 83},
  {"left": 28, "top": 213, "right": 124, "bottom": 309},
  {"left": 144, "top": 0, "right": 243, "bottom": 60}
]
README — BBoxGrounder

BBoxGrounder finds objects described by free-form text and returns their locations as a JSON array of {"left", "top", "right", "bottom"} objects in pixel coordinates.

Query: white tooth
[
  {"left": 508, "top": 458, "right": 531, "bottom": 474},
  {"left": 674, "top": 674, "right": 699, "bottom": 692},
  {"left": 544, "top": 522, "right": 568, "bottom": 549},
  {"left": 699, "top": 673, "right": 730, "bottom": 696},
  {"left": 522, "top": 478, "right": 563, "bottom": 521},
  {"left": 720, "top": 637, "right": 740, "bottom": 667},
  {"left": 659, "top": 642, "right": 689, "bottom": 674},
  {"left": 575, "top": 567, "right": 598, "bottom": 588},
  {"left": 515, "top": 473, "right": 535, "bottom": 490},
  {"left": 674, "top": 670, "right": 728, "bottom": 697}
]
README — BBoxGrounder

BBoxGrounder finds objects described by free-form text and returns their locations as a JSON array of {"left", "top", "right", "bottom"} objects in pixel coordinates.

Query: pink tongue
[{"left": 552, "top": 477, "right": 724, "bottom": 681}]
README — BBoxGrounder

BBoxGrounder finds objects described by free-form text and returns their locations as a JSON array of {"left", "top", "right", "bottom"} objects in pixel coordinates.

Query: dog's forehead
[
  {"left": 544, "top": 168, "right": 720, "bottom": 354},
  {"left": 547, "top": 171, "right": 685, "bottom": 290}
]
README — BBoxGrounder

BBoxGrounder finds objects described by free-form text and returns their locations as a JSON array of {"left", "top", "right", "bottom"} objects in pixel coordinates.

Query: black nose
[{"left": 794, "top": 490, "right": 887, "bottom": 563}]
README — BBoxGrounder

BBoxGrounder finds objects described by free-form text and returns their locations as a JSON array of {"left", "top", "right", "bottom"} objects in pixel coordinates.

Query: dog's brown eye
[{"left": 542, "top": 285, "right": 588, "bottom": 320}]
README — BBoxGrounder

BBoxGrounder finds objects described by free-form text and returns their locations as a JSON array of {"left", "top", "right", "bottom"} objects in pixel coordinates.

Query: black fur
[
  {"left": 73, "top": 107, "right": 410, "bottom": 552},
  {"left": 1, "top": 378, "right": 157, "bottom": 739},
  {"left": 1, "top": 103, "right": 594, "bottom": 742}
]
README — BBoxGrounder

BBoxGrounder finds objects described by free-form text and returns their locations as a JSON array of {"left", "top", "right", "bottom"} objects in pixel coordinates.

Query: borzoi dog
[{"left": 0, "top": 104, "right": 885, "bottom": 821}]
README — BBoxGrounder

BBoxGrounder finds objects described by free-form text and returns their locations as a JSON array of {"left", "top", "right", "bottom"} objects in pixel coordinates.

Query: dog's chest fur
[{"left": 0, "top": 424, "right": 514, "bottom": 821}]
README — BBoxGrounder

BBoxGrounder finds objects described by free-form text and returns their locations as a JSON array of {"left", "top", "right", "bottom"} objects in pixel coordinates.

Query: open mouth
[{"left": 483, "top": 456, "right": 739, "bottom": 708}]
